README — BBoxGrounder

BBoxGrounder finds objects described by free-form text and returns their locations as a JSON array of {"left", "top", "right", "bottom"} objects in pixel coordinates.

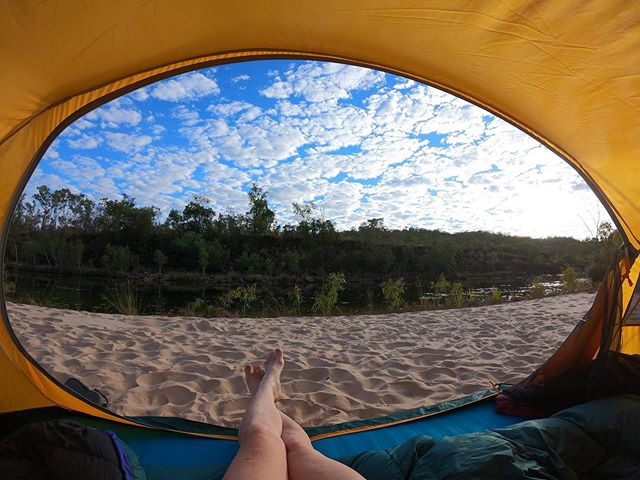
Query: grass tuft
[{"left": 104, "top": 282, "right": 139, "bottom": 315}]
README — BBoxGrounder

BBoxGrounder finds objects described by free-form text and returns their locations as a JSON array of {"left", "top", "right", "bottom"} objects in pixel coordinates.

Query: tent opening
[{"left": 2, "top": 59, "right": 616, "bottom": 429}]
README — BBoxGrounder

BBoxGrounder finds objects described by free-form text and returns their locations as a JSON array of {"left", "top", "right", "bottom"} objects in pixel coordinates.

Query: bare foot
[
  {"left": 264, "top": 348, "right": 284, "bottom": 400},
  {"left": 244, "top": 349, "right": 284, "bottom": 400},
  {"left": 244, "top": 364, "right": 265, "bottom": 396},
  {"left": 265, "top": 348, "right": 285, "bottom": 380}
]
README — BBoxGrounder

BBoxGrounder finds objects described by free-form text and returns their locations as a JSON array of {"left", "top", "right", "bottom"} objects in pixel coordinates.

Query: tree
[
  {"left": 101, "top": 244, "right": 136, "bottom": 273},
  {"left": 237, "top": 251, "right": 262, "bottom": 273},
  {"left": 247, "top": 184, "right": 275, "bottom": 235},
  {"left": 32, "top": 185, "right": 55, "bottom": 230},
  {"left": 164, "top": 209, "right": 183, "bottom": 230},
  {"left": 27, "top": 186, "right": 95, "bottom": 232},
  {"left": 154, "top": 249, "right": 168, "bottom": 275},
  {"left": 282, "top": 249, "right": 303, "bottom": 273},
  {"left": 45, "top": 237, "right": 84, "bottom": 271},
  {"left": 198, "top": 247, "right": 209, "bottom": 277},
  {"left": 359, "top": 218, "right": 385, "bottom": 232},
  {"left": 587, "top": 221, "right": 622, "bottom": 282},
  {"left": 292, "top": 202, "right": 336, "bottom": 240},
  {"left": 358, "top": 218, "right": 386, "bottom": 244},
  {"left": 165, "top": 195, "right": 216, "bottom": 234},
  {"left": 206, "top": 239, "right": 230, "bottom": 272},
  {"left": 8, "top": 195, "right": 29, "bottom": 263},
  {"left": 96, "top": 195, "right": 158, "bottom": 246},
  {"left": 21, "top": 238, "right": 41, "bottom": 266},
  {"left": 175, "top": 231, "right": 208, "bottom": 270}
]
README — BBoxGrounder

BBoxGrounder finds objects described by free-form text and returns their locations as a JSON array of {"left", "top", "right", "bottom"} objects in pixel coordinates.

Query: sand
[{"left": 6, "top": 293, "right": 594, "bottom": 427}]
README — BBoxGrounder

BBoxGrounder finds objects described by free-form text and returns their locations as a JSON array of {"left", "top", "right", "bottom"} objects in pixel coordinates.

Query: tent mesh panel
[{"left": 500, "top": 246, "right": 640, "bottom": 414}]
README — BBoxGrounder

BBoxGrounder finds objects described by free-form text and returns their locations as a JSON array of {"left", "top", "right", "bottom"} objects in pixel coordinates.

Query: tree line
[{"left": 5, "top": 184, "right": 620, "bottom": 289}]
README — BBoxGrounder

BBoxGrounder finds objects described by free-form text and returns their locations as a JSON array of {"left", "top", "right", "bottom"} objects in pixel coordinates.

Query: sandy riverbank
[{"left": 7, "top": 293, "right": 594, "bottom": 427}]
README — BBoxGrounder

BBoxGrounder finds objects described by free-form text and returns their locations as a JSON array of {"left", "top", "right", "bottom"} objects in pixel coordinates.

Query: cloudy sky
[{"left": 30, "top": 60, "right": 608, "bottom": 239}]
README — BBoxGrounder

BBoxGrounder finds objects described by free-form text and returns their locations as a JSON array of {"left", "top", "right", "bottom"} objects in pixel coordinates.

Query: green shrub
[
  {"left": 432, "top": 274, "right": 464, "bottom": 307},
  {"left": 4, "top": 279, "right": 16, "bottom": 295},
  {"left": 464, "top": 288, "right": 479, "bottom": 306},
  {"left": 380, "top": 278, "right": 405, "bottom": 310},
  {"left": 419, "top": 296, "right": 433, "bottom": 309},
  {"left": 4, "top": 280, "right": 16, "bottom": 294},
  {"left": 182, "top": 297, "right": 217, "bottom": 317},
  {"left": 529, "top": 275, "right": 546, "bottom": 298},
  {"left": 237, "top": 284, "right": 258, "bottom": 315},
  {"left": 447, "top": 281, "right": 465, "bottom": 307},
  {"left": 433, "top": 273, "right": 451, "bottom": 305},
  {"left": 288, "top": 285, "right": 303, "bottom": 314},
  {"left": 220, "top": 284, "right": 258, "bottom": 315},
  {"left": 366, "top": 290, "right": 375, "bottom": 311},
  {"left": 15, "top": 295, "right": 46, "bottom": 307},
  {"left": 561, "top": 266, "right": 578, "bottom": 293},
  {"left": 312, "top": 272, "right": 346, "bottom": 315},
  {"left": 490, "top": 287, "right": 503, "bottom": 304},
  {"left": 3, "top": 273, "right": 16, "bottom": 294}
]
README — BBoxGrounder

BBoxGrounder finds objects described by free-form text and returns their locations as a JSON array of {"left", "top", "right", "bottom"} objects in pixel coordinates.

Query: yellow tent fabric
[{"left": 1, "top": 0, "right": 640, "bottom": 425}]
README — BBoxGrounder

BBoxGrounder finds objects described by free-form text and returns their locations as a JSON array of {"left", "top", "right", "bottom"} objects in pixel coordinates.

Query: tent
[{"left": 1, "top": 0, "right": 640, "bottom": 470}]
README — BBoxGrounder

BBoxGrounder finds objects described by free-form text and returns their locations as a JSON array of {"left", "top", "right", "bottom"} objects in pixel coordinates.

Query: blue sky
[{"left": 30, "top": 60, "right": 608, "bottom": 238}]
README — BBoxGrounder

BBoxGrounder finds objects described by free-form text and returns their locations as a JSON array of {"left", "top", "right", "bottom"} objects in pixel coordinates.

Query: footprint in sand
[
  {"left": 136, "top": 371, "right": 200, "bottom": 387},
  {"left": 299, "top": 367, "right": 330, "bottom": 382},
  {"left": 139, "top": 341, "right": 163, "bottom": 353},
  {"left": 157, "top": 385, "right": 197, "bottom": 406},
  {"left": 329, "top": 367, "right": 359, "bottom": 382},
  {"left": 127, "top": 390, "right": 170, "bottom": 408},
  {"left": 195, "top": 378, "right": 222, "bottom": 393},
  {"left": 213, "top": 350, "right": 246, "bottom": 361},
  {"left": 192, "top": 319, "right": 213, "bottom": 332},
  {"left": 112, "top": 351, "right": 138, "bottom": 362}
]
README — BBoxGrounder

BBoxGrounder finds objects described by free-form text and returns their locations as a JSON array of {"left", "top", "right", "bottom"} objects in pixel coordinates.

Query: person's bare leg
[
  {"left": 223, "top": 349, "right": 287, "bottom": 480},
  {"left": 280, "top": 410, "right": 366, "bottom": 480}
]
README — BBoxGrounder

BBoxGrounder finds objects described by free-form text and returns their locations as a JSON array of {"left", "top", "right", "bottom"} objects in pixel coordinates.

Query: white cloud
[
  {"left": 260, "top": 79, "right": 293, "bottom": 99},
  {"left": 42, "top": 145, "right": 60, "bottom": 160},
  {"left": 67, "top": 134, "right": 102, "bottom": 150},
  {"left": 131, "top": 88, "right": 149, "bottom": 101},
  {"left": 231, "top": 74, "right": 250, "bottom": 83},
  {"left": 172, "top": 106, "right": 200, "bottom": 126},
  {"left": 260, "top": 62, "right": 384, "bottom": 104},
  {"left": 104, "top": 132, "right": 153, "bottom": 153},
  {"left": 151, "top": 124, "right": 166, "bottom": 135},
  {"left": 28, "top": 155, "right": 119, "bottom": 201},
  {"left": 394, "top": 78, "right": 417, "bottom": 90},
  {"left": 74, "top": 118, "right": 96, "bottom": 130},
  {"left": 208, "top": 100, "right": 258, "bottom": 117},
  {"left": 85, "top": 102, "right": 142, "bottom": 128},
  {"left": 150, "top": 72, "right": 220, "bottom": 102}
]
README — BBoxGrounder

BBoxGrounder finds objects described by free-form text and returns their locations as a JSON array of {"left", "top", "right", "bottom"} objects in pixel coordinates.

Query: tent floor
[{"left": 1, "top": 395, "right": 522, "bottom": 467}]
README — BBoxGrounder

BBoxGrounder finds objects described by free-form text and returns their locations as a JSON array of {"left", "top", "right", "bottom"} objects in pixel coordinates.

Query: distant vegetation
[{"left": 3, "top": 184, "right": 621, "bottom": 316}]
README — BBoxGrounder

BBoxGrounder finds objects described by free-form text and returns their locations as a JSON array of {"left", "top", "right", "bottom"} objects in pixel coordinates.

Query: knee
[
  {"left": 240, "top": 421, "right": 283, "bottom": 445},
  {"left": 282, "top": 432, "right": 314, "bottom": 455}
]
